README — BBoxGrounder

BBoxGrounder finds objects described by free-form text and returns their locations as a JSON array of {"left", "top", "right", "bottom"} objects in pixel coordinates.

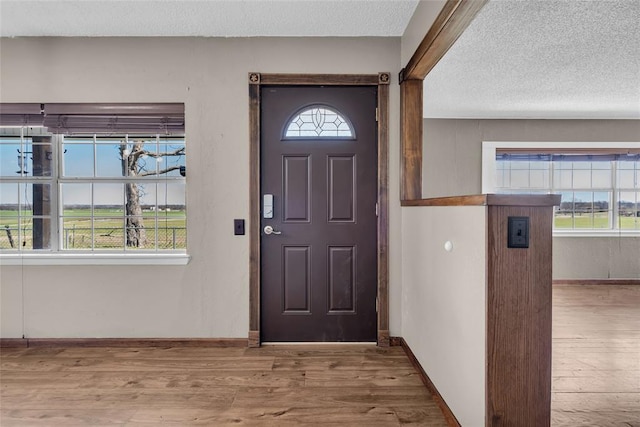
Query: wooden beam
[
  {"left": 401, "top": 194, "right": 561, "bottom": 207},
  {"left": 400, "top": 79, "right": 423, "bottom": 200},
  {"left": 399, "top": 0, "right": 488, "bottom": 201},
  {"left": 402, "top": 0, "right": 488, "bottom": 81}
]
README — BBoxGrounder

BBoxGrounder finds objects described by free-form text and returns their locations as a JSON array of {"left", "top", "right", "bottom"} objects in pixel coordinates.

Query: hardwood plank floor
[
  {"left": 0, "top": 345, "right": 448, "bottom": 426},
  {"left": 1, "top": 284, "right": 637, "bottom": 426},
  {"left": 552, "top": 284, "right": 640, "bottom": 427}
]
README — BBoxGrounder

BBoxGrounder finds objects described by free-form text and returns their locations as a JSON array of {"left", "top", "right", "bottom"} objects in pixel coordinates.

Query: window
[
  {"left": 0, "top": 103, "right": 187, "bottom": 256},
  {"left": 483, "top": 142, "right": 640, "bottom": 233},
  {"left": 0, "top": 129, "right": 53, "bottom": 250},
  {"left": 284, "top": 106, "right": 354, "bottom": 139}
]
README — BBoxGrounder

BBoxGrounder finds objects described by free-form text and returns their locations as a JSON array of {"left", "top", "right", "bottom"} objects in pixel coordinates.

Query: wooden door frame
[{"left": 248, "top": 73, "right": 390, "bottom": 347}]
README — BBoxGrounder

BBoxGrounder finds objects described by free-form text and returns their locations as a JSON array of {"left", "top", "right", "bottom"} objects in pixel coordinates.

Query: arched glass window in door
[{"left": 284, "top": 105, "right": 355, "bottom": 139}]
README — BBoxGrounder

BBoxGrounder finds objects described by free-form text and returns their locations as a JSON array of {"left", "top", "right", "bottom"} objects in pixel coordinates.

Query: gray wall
[
  {"left": 400, "top": 0, "right": 447, "bottom": 65},
  {"left": 0, "top": 37, "right": 403, "bottom": 338},
  {"left": 423, "top": 119, "right": 640, "bottom": 279}
]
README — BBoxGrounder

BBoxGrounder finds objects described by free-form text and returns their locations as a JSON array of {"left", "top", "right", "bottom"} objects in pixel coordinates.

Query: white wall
[
  {"left": 402, "top": 206, "right": 486, "bottom": 426},
  {"left": 422, "top": 118, "right": 640, "bottom": 280},
  {"left": 0, "top": 37, "right": 403, "bottom": 338}
]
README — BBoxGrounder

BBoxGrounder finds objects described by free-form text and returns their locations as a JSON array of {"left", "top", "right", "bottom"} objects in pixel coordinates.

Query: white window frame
[
  {"left": 0, "top": 128, "right": 189, "bottom": 265},
  {"left": 482, "top": 141, "right": 640, "bottom": 237}
]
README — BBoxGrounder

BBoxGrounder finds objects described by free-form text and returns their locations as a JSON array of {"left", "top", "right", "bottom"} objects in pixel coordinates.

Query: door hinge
[
  {"left": 376, "top": 297, "right": 379, "bottom": 313},
  {"left": 375, "top": 202, "right": 379, "bottom": 217},
  {"left": 375, "top": 107, "right": 379, "bottom": 122}
]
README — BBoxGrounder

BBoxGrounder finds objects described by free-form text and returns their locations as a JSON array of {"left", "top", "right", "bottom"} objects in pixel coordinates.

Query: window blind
[
  {"left": 0, "top": 103, "right": 185, "bottom": 135},
  {"left": 497, "top": 153, "right": 640, "bottom": 162}
]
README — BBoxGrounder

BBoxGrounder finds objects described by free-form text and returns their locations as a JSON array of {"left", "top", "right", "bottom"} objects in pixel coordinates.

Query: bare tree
[{"left": 119, "top": 140, "right": 185, "bottom": 247}]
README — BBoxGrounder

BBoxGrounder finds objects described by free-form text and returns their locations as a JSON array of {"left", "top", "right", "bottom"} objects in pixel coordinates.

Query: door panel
[
  {"left": 261, "top": 86, "right": 377, "bottom": 342},
  {"left": 328, "top": 156, "right": 356, "bottom": 222},
  {"left": 283, "top": 246, "right": 311, "bottom": 313},
  {"left": 328, "top": 246, "right": 356, "bottom": 313},
  {"left": 283, "top": 156, "right": 311, "bottom": 222}
]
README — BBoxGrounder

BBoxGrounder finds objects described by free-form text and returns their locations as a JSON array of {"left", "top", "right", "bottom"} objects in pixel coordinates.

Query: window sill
[
  {"left": 0, "top": 253, "right": 191, "bottom": 266},
  {"left": 553, "top": 230, "right": 640, "bottom": 238}
]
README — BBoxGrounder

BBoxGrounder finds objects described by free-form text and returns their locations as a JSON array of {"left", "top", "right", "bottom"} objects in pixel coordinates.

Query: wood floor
[
  {"left": 0, "top": 344, "right": 448, "bottom": 426},
  {"left": 1, "top": 284, "right": 638, "bottom": 426},
  {"left": 552, "top": 284, "right": 640, "bottom": 426}
]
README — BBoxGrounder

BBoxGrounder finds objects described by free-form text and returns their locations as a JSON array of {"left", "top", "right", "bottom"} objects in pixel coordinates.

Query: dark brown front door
[{"left": 261, "top": 86, "right": 378, "bottom": 342}]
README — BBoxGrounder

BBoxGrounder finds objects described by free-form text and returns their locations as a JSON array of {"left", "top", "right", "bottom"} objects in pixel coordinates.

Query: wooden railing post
[{"left": 400, "top": 78, "right": 423, "bottom": 201}]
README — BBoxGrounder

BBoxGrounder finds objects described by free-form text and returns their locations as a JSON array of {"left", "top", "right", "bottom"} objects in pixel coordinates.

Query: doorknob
[{"left": 263, "top": 225, "right": 282, "bottom": 235}]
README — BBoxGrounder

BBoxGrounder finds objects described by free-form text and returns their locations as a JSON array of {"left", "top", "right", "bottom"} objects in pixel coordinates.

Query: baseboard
[
  {"left": 554, "top": 279, "right": 640, "bottom": 285},
  {"left": 389, "top": 336, "right": 403, "bottom": 347},
  {"left": 1, "top": 338, "right": 248, "bottom": 349},
  {"left": 0, "top": 338, "right": 28, "bottom": 349},
  {"left": 390, "top": 336, "right": 461, "bottom": 427}
]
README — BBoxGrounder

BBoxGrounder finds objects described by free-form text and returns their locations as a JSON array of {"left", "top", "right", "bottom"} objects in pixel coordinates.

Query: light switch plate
[
  {"left": 234, "top": 219, "right": 245, "bottom": 236},
  {"left": 508, "top": 216, "right": 529, "bottom": 248}
]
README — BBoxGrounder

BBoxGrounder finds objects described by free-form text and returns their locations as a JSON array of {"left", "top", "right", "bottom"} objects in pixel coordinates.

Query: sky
[{"left": 0, "top": 135, "right": 186, "bottom": 209}]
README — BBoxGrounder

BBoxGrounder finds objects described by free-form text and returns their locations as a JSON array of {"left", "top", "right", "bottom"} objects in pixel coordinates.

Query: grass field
[
  {"left": 555, "top": 213, "right": 639, "bottom": 229},
  {"left": 0, "top": 208, "right": 186, "bottom": 250}
]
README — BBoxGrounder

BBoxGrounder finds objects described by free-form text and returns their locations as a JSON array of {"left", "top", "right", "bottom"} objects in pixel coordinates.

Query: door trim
[{"left": 248, "top": 73, "right": 390, "bottom": 347}]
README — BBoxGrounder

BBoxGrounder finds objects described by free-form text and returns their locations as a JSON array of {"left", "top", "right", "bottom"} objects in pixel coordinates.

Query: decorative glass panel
[{"left": 285, "top": 106, "right": 354, "bottom": 139}]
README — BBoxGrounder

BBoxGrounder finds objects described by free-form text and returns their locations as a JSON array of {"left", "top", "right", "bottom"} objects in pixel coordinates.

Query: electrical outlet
[
  {"left": 234, "top": 219, "right": 245, "bottom": 236},
  {"left": 508, "top": 216, "right": 529, "bottom": 248}
]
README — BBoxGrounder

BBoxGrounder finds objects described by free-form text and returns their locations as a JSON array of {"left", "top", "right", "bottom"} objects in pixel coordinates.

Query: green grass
[
  {"left": 0, "top": 208, "right": 186, "bottom": 250},
  {"left": 554, "top": 213, "right": 639, "bottom": 230},
  {"left": 61, "top": 223, "right": 186, "bottom": 250},
  {"left": 62, "top": 208, "right": 185, "bottom": 218}
]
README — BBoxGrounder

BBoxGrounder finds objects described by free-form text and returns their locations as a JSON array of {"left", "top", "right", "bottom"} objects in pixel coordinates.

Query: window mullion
[
  {"left": 57, "top": 134, "right": 64, "bottom": 250},
  {"left": 49, "top": 134, "right": 60, "bottom": 251},
  {"left": 612, "top": 161, "right": 618, "bottom": 230},
  {"left": 93, "top": 134, "right": 98, "bottom": 180},
  {"left": 17, "top": 128, "right": 24, "bottom": 247},
  {"left": 571, "top": 188, "right": 576, "bottom": 230},
  {"left": 550, "top": 161, "right": 556, "bottom": 230},
  {"left": 155, "top": 135, "right": 160, "bottom": 251}
]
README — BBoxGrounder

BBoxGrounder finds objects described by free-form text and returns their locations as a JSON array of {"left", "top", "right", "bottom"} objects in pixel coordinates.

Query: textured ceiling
[
  {"left": 0, "top": 0, "right": 419, "bottom": 37},
  {"left": 424, "top": 0, "right": 640, "bottom": 119},
  {"left": 1, "top": 0, "right": 638, "bottom": 119}
]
